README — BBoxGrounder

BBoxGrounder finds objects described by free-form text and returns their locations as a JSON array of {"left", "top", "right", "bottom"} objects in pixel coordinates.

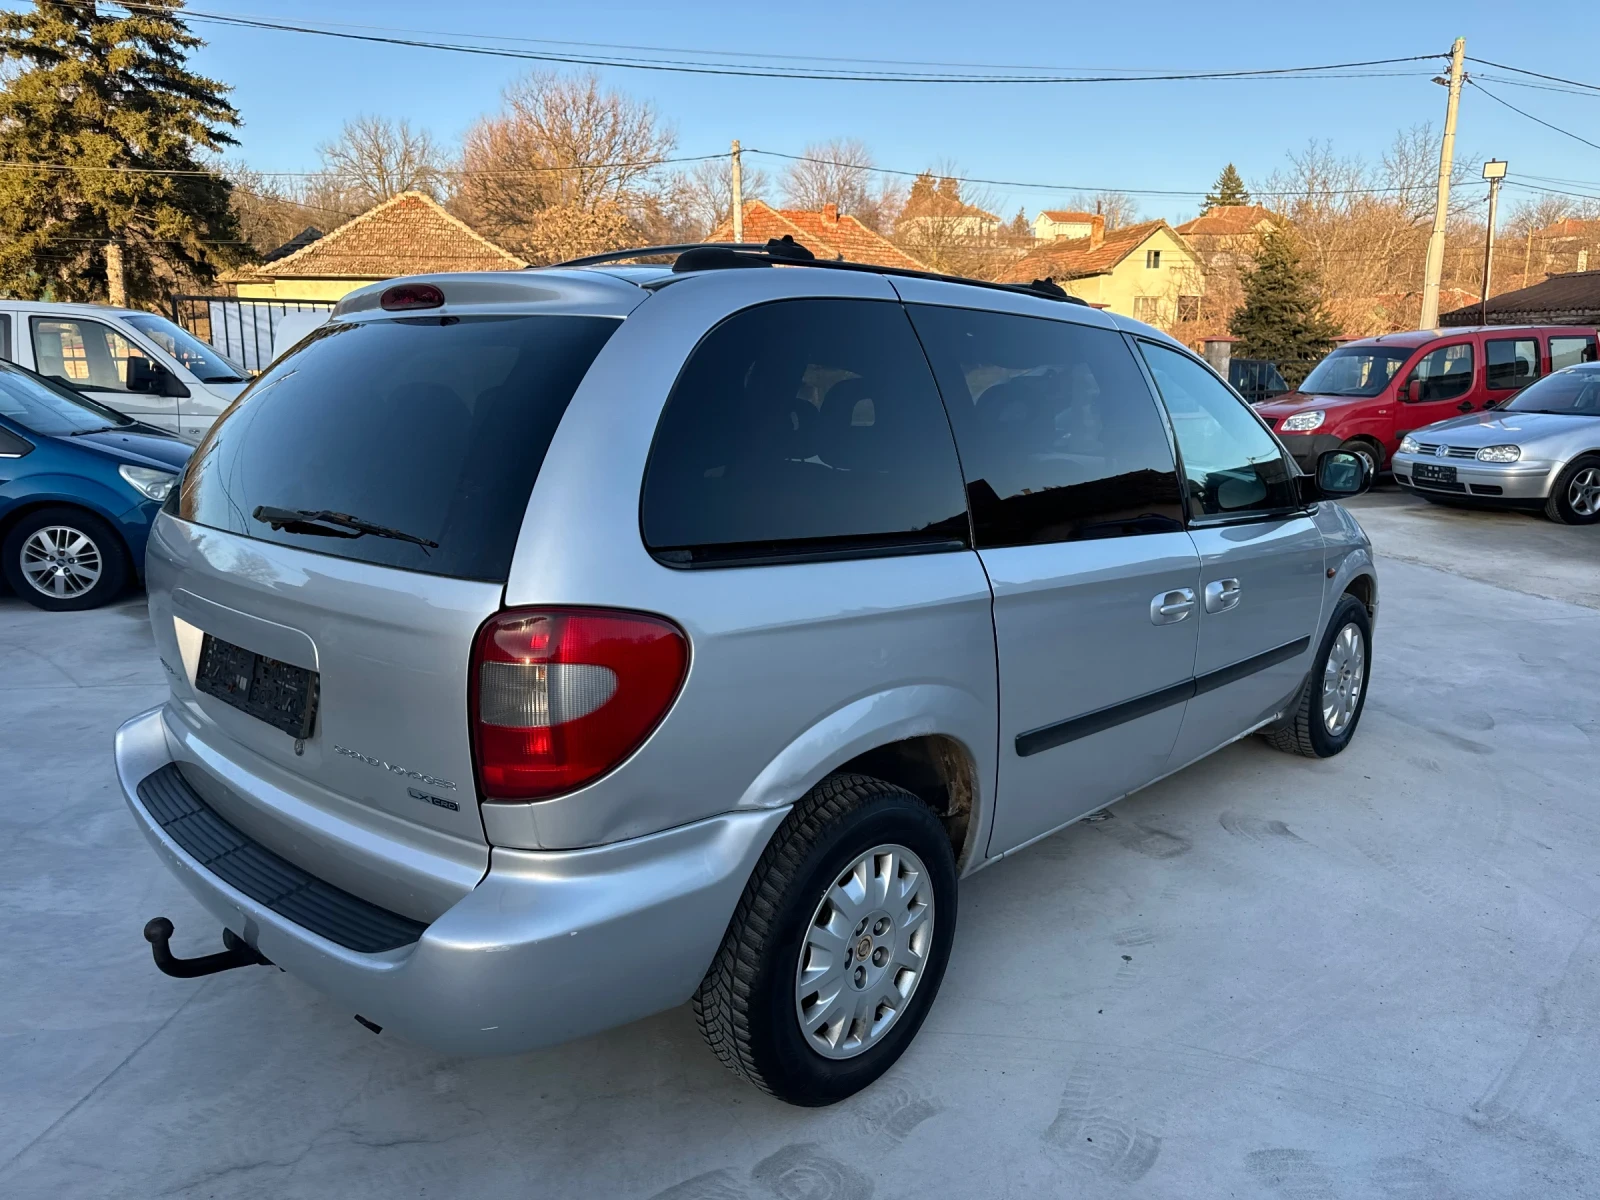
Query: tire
[
  {"left": 1, "top": 506, "right": 130, "bottom": 611},
  {"left": 1543, "top": 454, "right": 1600, "bottom": 525},
  {"left": 1261, "top": 593, "right": 1372, "bottom": 759},
  {"left": 694, "top": 773, "right": 958, "bottom": 1107},
  {"left": 1340, "top": 438, "right": 1383, "bottom": 479}
]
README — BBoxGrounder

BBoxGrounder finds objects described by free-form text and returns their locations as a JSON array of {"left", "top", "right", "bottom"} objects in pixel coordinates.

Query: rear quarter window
[{"left": 178, "top": 313, "right": 618, "bottom": 581}]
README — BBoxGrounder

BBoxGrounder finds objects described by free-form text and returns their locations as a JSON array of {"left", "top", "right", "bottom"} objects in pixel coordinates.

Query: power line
[
  {"left": 1466, "top": 56, "right": 1600, "bottom": 96},
  {"left": 88, "top": 4, "right": 1441, "bottom": 85},
  {"left": 1468, "top": 79, "right": 1600, "bottom": 154},
  {"left": 0, "top": 155, "right": 727, "bottom": 179}
]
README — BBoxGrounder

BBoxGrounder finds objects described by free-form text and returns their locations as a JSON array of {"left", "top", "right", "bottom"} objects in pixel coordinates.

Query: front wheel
[
  {"left": 2, "top": 506, "right": 130, "bottom": 611},
  {"left": 1261, "top": 593, "right": 1372, "bottom": 759},
  {"left": 694, "top": 774, "right": 958, "bottom": 1106},
  {"left": 1544, "top": 454, "right": 1600, "bottom": 525},
  {"left": 1340, "top": 438, "right": 1382, "bottom": 479}
]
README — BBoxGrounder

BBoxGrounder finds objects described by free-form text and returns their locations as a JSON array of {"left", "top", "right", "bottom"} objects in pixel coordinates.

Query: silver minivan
[
  {"left": 0, "top": 300, "right": 250, "bottom": 441},
  {"left": 115, "top": 244, "right": 1377, "bottom": 1106}
]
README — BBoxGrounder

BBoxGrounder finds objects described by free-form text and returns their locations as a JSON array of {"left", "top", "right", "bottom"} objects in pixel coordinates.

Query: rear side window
[
  {"left": 1550, "top": 334, "right": 1597, "bottom": 371},
  {"left": 179, "top": 314, "right": 618, "bottom": 581},
  {"left": 640, "top": 299, "right": 970, "bottom": 565},
  {"left": 907, "top": 304, "right": 1183, "bottom": 546},
  {"left": 1485, "top": 338, "right": 1539, "bottom": 391},
  {"left": 0, "top": 313, "right": 11, "bottom": 361}
]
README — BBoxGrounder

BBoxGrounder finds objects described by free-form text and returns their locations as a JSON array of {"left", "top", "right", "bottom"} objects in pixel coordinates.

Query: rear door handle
[
  {"left": 1150, "top": 588, "right": 1195, "bottom": 625},
  {"left": 1204, "top": 578, "right": 1242, "bottom": 613}
]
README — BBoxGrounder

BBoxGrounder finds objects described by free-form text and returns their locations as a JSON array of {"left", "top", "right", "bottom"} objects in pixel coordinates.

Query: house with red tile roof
[
  {"left": 1032, "top": 210, "right": 1102, "bottom": 241},
  {"left": 707, "top": 200, "right": 928, "bottom": 271},
  {"left": 1000, "top": 219, "right": 1203, "bottom": 327},
  {"left": 229, "top": 191, "right": 526, "bottom": 301}
]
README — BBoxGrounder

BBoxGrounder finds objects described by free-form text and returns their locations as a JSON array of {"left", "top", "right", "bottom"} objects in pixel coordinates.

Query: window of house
[
  {"left": 30, "top": 317, "right": 146, "bottom": 391},
  {"left": 641, "top": 299, "right": 970, "bottom": 566},
  {"left": 1145, "top": 250, "right": 1161, "bottom": 269},
  {"left": 1484, "top": 338, "right": 1540, "bottom": 391},
  {"left": 1138, "top": 340, "right": 1298, "bottom": 519},
  {"left": 1175, "top": 295, "right": 1201, "bottom": 323},
  {"left": 1550, "top": 334, "right": 1597, "bottom": 371},
  {"left": 906, "top": 305, "right": 1184, "bottom": 547},
  {"left": 1132, "top": 296, "right": 1163, "bottom": 324},
  {"left": 1408, "top": 342, "right": 1474, "bottom": 402}
]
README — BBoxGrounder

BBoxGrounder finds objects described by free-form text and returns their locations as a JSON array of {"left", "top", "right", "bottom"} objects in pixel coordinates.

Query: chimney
[
  {"left": 822, "top": 203, "right": 838, "bottom": 223},
  {"left": 1089, "top": 214, "right": 1105, "bottom": 249}
]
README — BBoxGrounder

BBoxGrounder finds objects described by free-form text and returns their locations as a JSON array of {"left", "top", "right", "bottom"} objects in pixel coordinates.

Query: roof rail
[{"left": 543, "top": 236, "right": 1089, "bottom": 307}]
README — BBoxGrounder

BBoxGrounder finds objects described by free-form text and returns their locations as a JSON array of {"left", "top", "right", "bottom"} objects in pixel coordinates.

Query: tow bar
[{"left": 143, "top": 917, "right": 272, "bottom": 978}]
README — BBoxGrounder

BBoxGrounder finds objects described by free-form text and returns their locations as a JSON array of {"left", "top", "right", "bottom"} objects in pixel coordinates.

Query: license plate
[
  {"left": 194, "top": 633, "right": 318, "bottom": 739},
  {"left": 1413, "top": 462, "right": 1457, "bottom": 484}
]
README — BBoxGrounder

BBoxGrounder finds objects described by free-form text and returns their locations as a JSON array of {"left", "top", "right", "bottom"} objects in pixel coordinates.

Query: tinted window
[
  {"left": 1485, "top": 338, "right": 1539, "bottom": 391},
  {"left": 1504, "top": 366, "right": 1600, "bottom": 414},
  {"left": 0, "top": 361, "right": 134, "bottom": 435},
  {"left": 641, "top": 299, "right": 969, "bottom": 564},
  {"left": 1299, "top": 346, "right": 1411, "bottom": 397},
  {"left": 1550, "top": 335, "right": 1597, "bottom": 371},
  {"left": 1139, "top": 341, "right": 1298, "bottom": 518},
  {"left": 180, "top": 314, "right": 617, "bottom": 581},
  {"left": 1409, "top": 343, "right": 1473, "bottom": 401},
  {"left": 30, "top": 317, "right": 148, "bottom": 391},
  {"left": 908, "top": 305, "right": 1183, "bottom": 546},
  {"left": 0, "top": 425, "right": 29, "bottom": 457},
  {"left": 0, "top": 313, "right": 11, "bottom": 361}
]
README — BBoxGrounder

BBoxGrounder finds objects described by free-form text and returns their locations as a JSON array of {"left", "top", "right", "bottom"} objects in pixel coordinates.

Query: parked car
[
  {"left": 0, "top": 359, "right": 191, "bottom": 610},
  {"left": 0, "top": 300, "right": 250, "bottom": 442},
  {"left": 114, "top": 248, "right": 1377, "bottom": 1107},
  {"left": 1229, "top": 356, "right": 1289, "bottom": 406},
  {"left": 1390, "top": 362, "right": 1600, "bottom": 523},
  {"left": 1254, "top": 325, "right": 1598, "bottom": 478}
]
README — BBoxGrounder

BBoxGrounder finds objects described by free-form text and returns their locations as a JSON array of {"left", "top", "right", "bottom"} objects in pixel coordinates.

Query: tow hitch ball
[{"left": 143, "top": 917, "right": 272, "bottom": 978}]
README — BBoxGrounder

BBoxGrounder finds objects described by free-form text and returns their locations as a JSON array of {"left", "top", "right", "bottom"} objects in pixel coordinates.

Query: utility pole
[
  {"left": 1480, "top": 160, "right": 1506, "bottom": 325},
  {"left": 105, "top": 241, "right": 126, "bottom": 307},
  {"left": 1420, "top": 36, "right": 1466, "bottom": 330},
  {"left": 730, "top": 140, "right": 744, "bottom": 243}
]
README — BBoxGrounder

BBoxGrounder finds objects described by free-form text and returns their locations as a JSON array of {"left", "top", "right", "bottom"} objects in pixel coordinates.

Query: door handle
[
  {"left": 1456, "top": 401, "right": 1473, "bottom": 412},
  {"left": 1204, "top": 578, "right": 1242, "bottom": 613},
  {"left": 1150, "top": 588, "right": 1195, "bottom": 625}
]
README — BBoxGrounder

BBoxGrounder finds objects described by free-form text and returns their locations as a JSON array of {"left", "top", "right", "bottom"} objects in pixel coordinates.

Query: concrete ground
[{"left": 2, "top": 485, "right": 1598, "bottom": 1199}]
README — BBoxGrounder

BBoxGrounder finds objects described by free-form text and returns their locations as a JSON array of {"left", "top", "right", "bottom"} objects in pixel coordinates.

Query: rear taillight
[{"left": 470, "top": 608, "right": 688, "bottom": 801}]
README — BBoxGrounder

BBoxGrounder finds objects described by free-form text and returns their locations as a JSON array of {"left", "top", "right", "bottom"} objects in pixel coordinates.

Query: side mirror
[
  {"left": 1314, "top": 448, "right": 1371, "bottom": 499},
  {"left": 126, "top": 356, "right": 188, "bottom": 398},
  {"left": 1404, "top": 379, "right": 1422, "bottom": 403}
]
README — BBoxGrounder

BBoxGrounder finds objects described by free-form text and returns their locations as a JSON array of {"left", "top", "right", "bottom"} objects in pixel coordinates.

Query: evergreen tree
[
  {"left": 1203, "top": 163, "right": 1250, "bottom": 209},
  {"left": 1229, "top": 226, "right": 1341, "bottom": 386},
  {"left": 0, "top": 0, "right": 241, "bottom": 303}
]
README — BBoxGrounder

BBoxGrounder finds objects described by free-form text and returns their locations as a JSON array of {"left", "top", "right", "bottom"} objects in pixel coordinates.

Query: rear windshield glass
[{"left": 178, "top": 314, "right": 618, "bottom": 580}]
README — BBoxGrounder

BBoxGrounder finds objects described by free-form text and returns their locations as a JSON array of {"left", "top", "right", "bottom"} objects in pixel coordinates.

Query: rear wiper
[{"left": 252, "top": 506, "right": 439, "bottom": 552}]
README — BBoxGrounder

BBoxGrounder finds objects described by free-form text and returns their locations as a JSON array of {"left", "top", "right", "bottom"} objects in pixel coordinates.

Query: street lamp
[{"left": 1482, "top": 160, "right": 1508, "bottom": 325}]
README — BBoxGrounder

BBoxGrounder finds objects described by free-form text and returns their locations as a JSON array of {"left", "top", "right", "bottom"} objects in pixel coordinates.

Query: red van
[{"left": 1255, "top": 325, "right": 1599, "bottom": 476}]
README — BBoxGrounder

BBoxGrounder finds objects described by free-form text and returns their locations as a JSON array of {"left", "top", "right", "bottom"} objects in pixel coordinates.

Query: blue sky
[{"left": 34, "top": 2, "right": 1600, "bottom": 223}]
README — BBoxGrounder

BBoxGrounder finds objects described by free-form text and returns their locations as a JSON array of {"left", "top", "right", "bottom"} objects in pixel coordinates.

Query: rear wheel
[
  {"left": 1262, "top": 593, "right": 1372, "bottom": 759},
  {"left": 2, "top": 506, "right": 129, "bottom": 611},
  {"left": 694, "top": 774, "right": 957, "bottom": 1106},
  {"left": 1544, "top": 454, "right": 1600, "bottom": 525}
]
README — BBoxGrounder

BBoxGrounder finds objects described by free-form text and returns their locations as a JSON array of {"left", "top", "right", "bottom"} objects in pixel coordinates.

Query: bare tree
[
  {"left": 893, "top": 167, "right": 1009, "bottom": 278},
  {"left": 781, "top": 138, "right": 902, "bottom": 231},
  {"left": 454, "top": 71, "right": 676, "bottom": 261},
  {"left": 318, "top": 116, "right": 447, "bottom": 209},
  {"left": 1066, "top": 190, "right": 1141, "bottom": 230},
  {"left": 224, "top": 163, "right": 361, "bottom": 256},
  {"left": 668, "top": 155, "right": 771, "bottom": 236}
]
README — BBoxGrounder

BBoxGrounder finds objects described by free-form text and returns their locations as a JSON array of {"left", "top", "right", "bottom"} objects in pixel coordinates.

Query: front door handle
[
  {"left": 1204, "top": 578, "right": 1242, "bottom": 613},
  {"left": 1150, "top": 588, "right": 1195, "bottom": 625},
  {"left": 1456, "top": 400, "right": 1473, "bottom": 412}
]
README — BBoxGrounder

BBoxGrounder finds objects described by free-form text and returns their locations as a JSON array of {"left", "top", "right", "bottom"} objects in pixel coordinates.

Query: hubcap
[
  {"left": 1568, "top": 467, "right": 1600, "bottom": 517},
  {"left": 1322, "top": 622, "right": 1365, "bottom": 737},
  {"left": 19, "top": 525, "right": 102, "bottom": 598},
  {"left": 794, "top": 843, "right": 934, "bottom": 1060}
]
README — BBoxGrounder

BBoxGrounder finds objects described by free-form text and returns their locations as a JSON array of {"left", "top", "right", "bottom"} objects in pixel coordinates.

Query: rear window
[{"left": 178, "top": 314, "right": 618, "bottom": 580}]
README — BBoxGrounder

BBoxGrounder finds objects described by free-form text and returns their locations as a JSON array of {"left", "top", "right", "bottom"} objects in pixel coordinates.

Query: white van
[{"left": 0, "top": 301, "right": 250, "bottom": 442}]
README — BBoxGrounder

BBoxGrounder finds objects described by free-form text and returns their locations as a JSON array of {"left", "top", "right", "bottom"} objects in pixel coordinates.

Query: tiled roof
[
  {"left": 1038, "top": 210, "right": 1098, "bottom": 223},
  {"left": 1533, "top": 217, "right": 1600, "bottom": 240},
  {"left": 236, "top": 192, "right": 525, "bottom": 280},
  {"left": 1175, "top": 204, "right": 1277, "bottom": 237},
  {"left": 1440, "top": 270, "right": 1600, "bottom": 322},
  {"left": 707, "top": 201, "right": 928, "bottom": 271},
  {"left": 260, "top": 226, "right": 323, "bottom": 264},
  {"left": 999, "top": 219, "right": 1176, "bottom": 283}
]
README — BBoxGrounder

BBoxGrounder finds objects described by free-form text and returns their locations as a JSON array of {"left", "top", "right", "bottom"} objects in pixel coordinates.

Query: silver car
[
  {"left": 115, "top": 245, "right": 1378, "bottom": 1106},
  {"left": 1391, "top": 363, "right": 1600, "bottom": 523}
]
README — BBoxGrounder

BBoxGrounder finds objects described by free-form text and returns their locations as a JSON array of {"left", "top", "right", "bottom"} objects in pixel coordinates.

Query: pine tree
[
  {"left": 0, "top": 0, "right": 241, "bottom": 304},
  {"left": 1203, "top": 163, "right": 1250, "bottom": 209},
  {"left": 1229, "top": 227, "right": 1341, "bottom": 386}
]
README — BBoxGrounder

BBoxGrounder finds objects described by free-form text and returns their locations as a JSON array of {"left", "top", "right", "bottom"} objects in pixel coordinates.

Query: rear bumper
[
  {"left": 116, "top": 705, "right": 786, "bottom": 1055},
  {"left": 1390, "top": 452, "right": 1557, "bottom": 501}
]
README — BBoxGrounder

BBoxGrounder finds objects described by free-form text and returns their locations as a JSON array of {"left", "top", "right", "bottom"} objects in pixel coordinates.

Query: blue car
[{"left": 0, "top": 359, "right": 192, "bottom": 610}]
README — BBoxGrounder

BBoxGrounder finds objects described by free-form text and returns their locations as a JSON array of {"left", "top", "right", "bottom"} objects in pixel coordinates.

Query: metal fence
[{"left": 171, "top": 295, "right": 336, "bottom": 373}]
